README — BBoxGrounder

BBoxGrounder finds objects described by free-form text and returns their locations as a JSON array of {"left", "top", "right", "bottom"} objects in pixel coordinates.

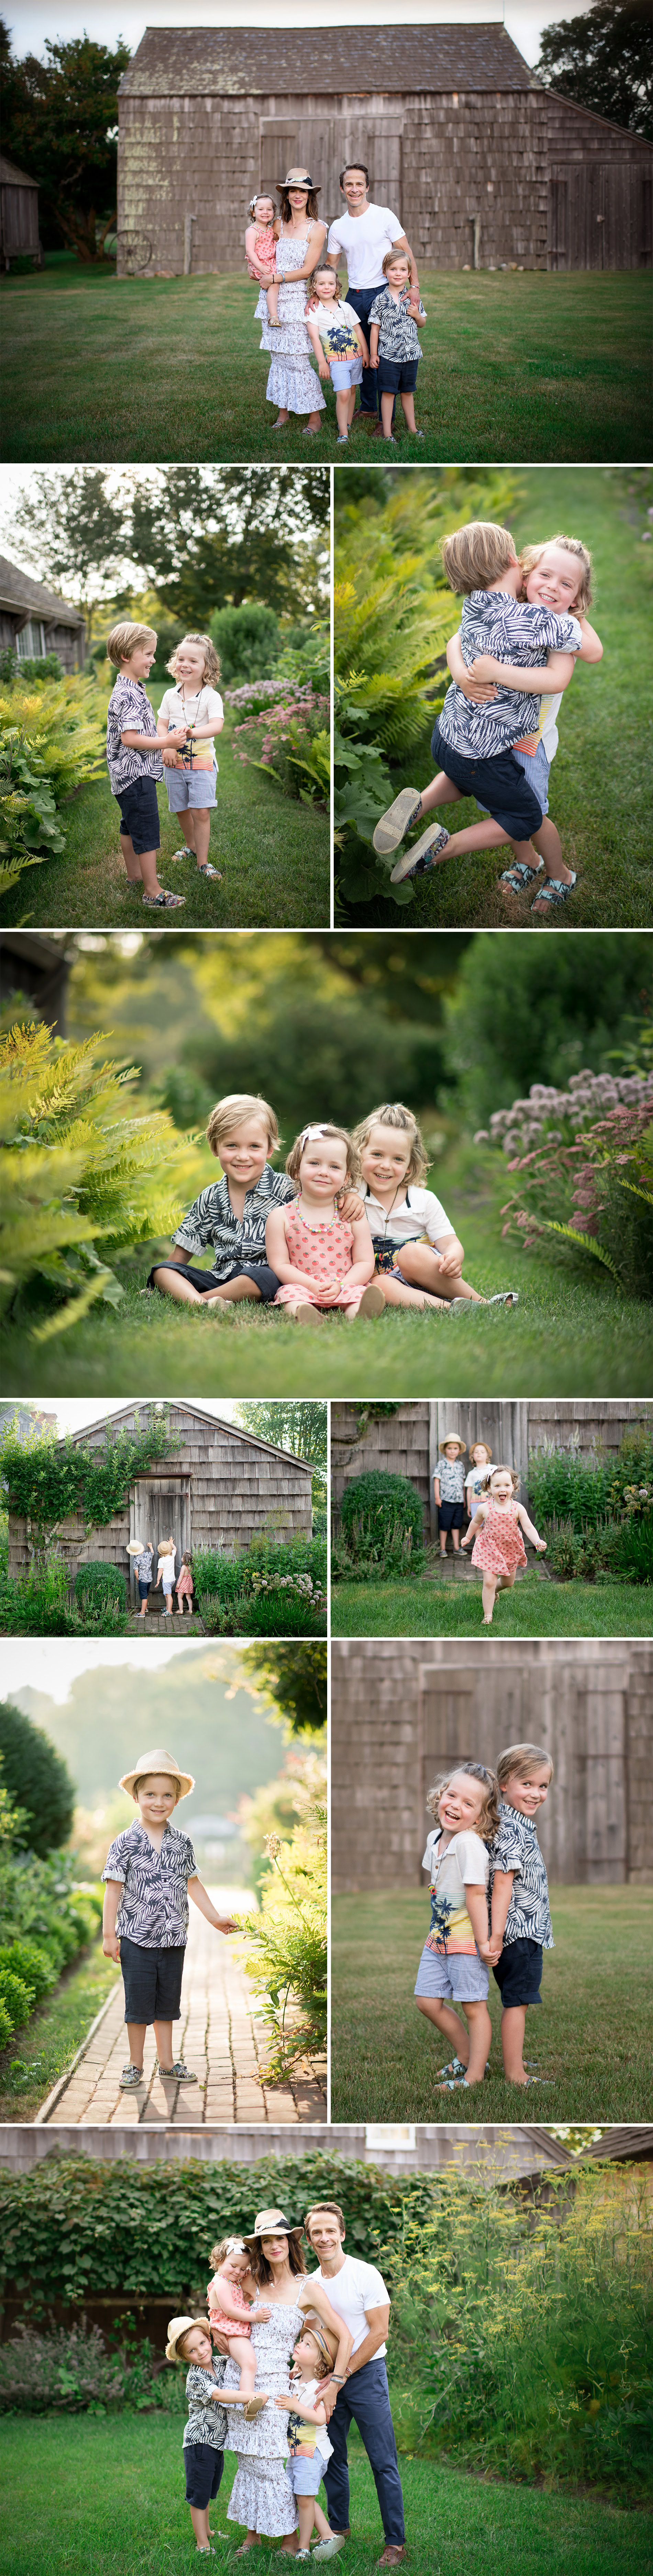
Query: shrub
[
  {"left": 231, "top": 694, "right": 330, "bottom": 803},
  {"left": 0, "top": 674, "right": 105, "bottom": 892},
  {"left": 210, "top": 601, "right": 280, "bottom": 682},
  {"left": 239, "top": 1761, "right": 326, "bottom": 2080},
  {"left": 199, "top": 1585, "right": 326, "bottom": 1638},
  {"left": 476, "top": 1070, "right": 653, "bottom": 1298},
  {"left": 0, "top": 2000, "right": 11, "bottom": 2050},
  {"left": 332, "top": 1512, "right": 426, "bottom": 1584},
  {"left": 0, "top": 1843, "right": 102, "bottom": 1979},
  {"left": 239, "top": 1642, "right": 326, "bottom": 1738},
  {"left": 0, "top": 1704, "right": 75, "bottom": 1857},
  {"left": 0, "top": 1966, "right": 35, "bottom": 2031},
  {"left": 341, "top": 1470, "right": 424, "bottom": 1552},
  {"left": 74, "top": 1562, "right": 127, "bottom": 1612},
  {"left": 0, "top": 1939, "right": 58, "bottom": 2005},
  {"left": 0, "top": 2320, "right": 173, "bottom": 2415}
]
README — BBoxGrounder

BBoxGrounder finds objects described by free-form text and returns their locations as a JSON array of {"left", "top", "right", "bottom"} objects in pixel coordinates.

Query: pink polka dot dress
[
  {"left": 274, "top": 1205, "right": 368, "bottom": 1314},
  {"left": 471, "top": 1500, "right": 527, "bottom": 1580}
]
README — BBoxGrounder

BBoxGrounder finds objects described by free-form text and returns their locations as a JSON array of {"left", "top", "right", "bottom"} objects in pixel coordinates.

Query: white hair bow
[{"left": 299, "top": 1124, "right": 329, "bottom": 1148}]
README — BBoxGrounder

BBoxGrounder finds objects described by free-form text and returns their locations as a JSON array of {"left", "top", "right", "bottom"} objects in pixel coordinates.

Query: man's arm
[{"left": 345, "top": 2302, "right": 390, "bottom": 2377}]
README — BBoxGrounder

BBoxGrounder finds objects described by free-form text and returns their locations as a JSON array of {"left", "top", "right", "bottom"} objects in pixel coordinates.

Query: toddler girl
[
  {"left": 157, "top": 1533, "right": 176, "bottom": 1615},
  {"left": 265, "top": 1122, "right": 385, "bottom": 1325},
  {"left": 207, "top": 2237, "right": 270, "bottom": 2412},
  {"left": 305, "top": 266, "right": 369, "bottom": 443},
  {"left": 353, "top": 1101, "right": 517, "bottom": 1311},
  {"left": 462, "top": 1468, "right": 546, "bottom": 1623},
  {"left": 176, "top": 1552, "right": 195, "bottom": 1616},
  {"left": 245, "top": 193, "right": 281, "bottom": 323},
  {"left": 414, "top": 1761, "right": 501, "bottom": 2089},
  {"left": 274, "top": 2324, "right": 344, "bottom": 2561},
  {"left": 156, "top": 634, "right": 224, "bottom": 882}
]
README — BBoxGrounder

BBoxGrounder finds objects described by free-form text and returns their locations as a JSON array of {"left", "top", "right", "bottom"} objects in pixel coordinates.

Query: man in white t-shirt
[
  {"left": 326, "top": 163, "right": 420, "bottom": 427},
  {"left": 303, "top": 2201, "right": 405, "bottom": 2566}
]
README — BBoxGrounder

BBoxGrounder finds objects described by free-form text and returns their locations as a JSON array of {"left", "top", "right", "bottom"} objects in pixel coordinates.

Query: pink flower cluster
[
  {"left": 233, "top": 692, "right": 329, "bottom": 767},
  {"left": 474, "top": 1069, "right": 653, "bottom": 1158}
]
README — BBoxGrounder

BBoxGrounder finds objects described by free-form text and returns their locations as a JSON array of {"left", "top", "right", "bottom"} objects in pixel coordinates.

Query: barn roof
[
  {"left": 120, "top": 22, "right": 533, "bottom": 97},
  {"left": 0, "top": 156, "right": 39, "bottom": 191},
  {"left": 55, "top": 1400, "right": 314, "bottom": 1478},
  {"left": 0, "top": 553, "right": 85, "bottom": 630}
]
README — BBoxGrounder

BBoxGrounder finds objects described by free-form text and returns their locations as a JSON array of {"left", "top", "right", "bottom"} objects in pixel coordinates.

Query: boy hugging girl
[
  {"left": 148, "top": 1090, "right": 518, "bottom": 1324},
  {"left": 106, "top": 623, "right": 224, "bottom": 909},
  {"left": 374, "top": 518, "right": 603, "bottom": 914},
  {"left": 414, "top": 1742, "right": 555, "bottom": 2093}
]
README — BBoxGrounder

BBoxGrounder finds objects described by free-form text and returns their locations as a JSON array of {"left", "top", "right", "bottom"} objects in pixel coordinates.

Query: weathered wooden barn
[
  {"left": 331, "top": 1638, "right": 653, "bottom": 1890},
  {"left": 7, "top": 1400, "right": 314, "bottom": 1611},
  {"left": 0, "top": 554, "right": 86, "bottom": 671},
  {"left": 331, "top": 1399, "right": 652, "bottom": 1540},
  {"left": 0, "top": 156, "right": 42, "bottom": 271},
  {"left": 117, "top": 22, "right": 652, "bottom": 276}
]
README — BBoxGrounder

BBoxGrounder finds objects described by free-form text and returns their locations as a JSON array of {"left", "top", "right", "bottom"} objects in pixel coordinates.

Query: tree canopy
[
  {"left": 0, "top": 1701, "right": 75, "bottom": 1855},
  {"left": 536, "top": 1, "right": 652, "bottom": 137},
  {"left": 240, "top": 1645, "right": 327, "bottom": 1739},
  {"left": 0, "top": 23, "right": 130, "bottom": 258},
  {"left": 1, "top": 467, "right": 330, "bottom": 626},
  {"left": 232, "top": 1403, "right": 327, "bottom": 1505}
]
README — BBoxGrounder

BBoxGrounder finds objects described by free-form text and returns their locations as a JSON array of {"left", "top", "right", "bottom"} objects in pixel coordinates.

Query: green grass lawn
[
  {"left": 0, "top": 694, "right": 329, "bottom": 931},
  {"left": 337, "top": 465, "right": 653, "bottom": 929},
  {"left": 0, "top": 1938, "right": 116, "bottom": 2124},
  {"left": 1, "top": 264, "right": 650, "bottom": 463},
  {"left": 330, "top": 1887, "right": 653, "bottom": 2125},
  {"left": 331, "top": 1571, "right": 653, "bottom": 1637},
  {"left": 0, "top": 2414, "right": 644, "bottom": 2576}
]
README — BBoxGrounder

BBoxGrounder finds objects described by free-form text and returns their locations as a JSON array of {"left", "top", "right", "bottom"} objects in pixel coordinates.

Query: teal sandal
[
  {"left": 531, "top": 872, "right": 577, "bottom": 912},
  {"left": 499, "top": 857, "right": 545, "bottom": 894}
]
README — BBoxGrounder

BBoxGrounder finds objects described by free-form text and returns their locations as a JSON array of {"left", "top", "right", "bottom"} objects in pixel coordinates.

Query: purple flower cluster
[{"left": 474, "top": 1069, "right": 653, "bottom": 1158}]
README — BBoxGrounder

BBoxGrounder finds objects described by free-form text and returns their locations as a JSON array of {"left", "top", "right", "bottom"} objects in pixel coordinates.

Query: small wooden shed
[
  {"left": 0, "top": 155, "right": 42, "bottom": 270},
  {"left": 0, "top": 554, "right": 86, "bottom": 671},
  {"left": 8, "top": 1400, "right": 314, "bottom": 1611},
  {"left": 331, "top": 1399, "right": 653, "bottom": 1541}
]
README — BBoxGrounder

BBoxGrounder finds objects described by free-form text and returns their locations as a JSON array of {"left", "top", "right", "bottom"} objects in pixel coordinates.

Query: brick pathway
[
  {"left": 127, "top": 1614, "right": 206, "bottom": 1635},
  {"left": 40, "top": 1895, "right": 325, "bottom": 2128}
]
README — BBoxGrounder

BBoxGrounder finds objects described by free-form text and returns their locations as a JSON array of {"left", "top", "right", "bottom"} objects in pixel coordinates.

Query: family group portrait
[{"left": 1, "top": 3, "right": 651, "bottom": 464}]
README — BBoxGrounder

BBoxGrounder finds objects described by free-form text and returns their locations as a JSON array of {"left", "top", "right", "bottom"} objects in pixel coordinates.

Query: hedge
[
  {"left": 340, "top": 1471, "right": 424, "bottom": 1549},
  {"left": 74, "top": 1562, "right": 127, "bottom": 1612}
]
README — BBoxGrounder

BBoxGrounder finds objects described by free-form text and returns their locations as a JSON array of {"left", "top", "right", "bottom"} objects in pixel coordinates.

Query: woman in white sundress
[
  {"left": 256, "top": 170, "right": 327, "bottom": 433},
  {"left": 223, "top": 2205, "right": 352, "bottom": 2553}
]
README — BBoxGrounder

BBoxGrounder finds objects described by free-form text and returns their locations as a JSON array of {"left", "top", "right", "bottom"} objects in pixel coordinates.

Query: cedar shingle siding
[
  {"left": 117, "top": 25, "right": 651, "bottom": 276},
  {"left": 331, "top": 1400, "right": 653, "bottom": 1543}
]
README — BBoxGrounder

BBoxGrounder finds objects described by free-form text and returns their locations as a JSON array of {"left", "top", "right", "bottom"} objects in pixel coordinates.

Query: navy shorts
[
  {"left": 438, "top": 1501, "right": 464, "bottom": 1531},
  {"left": 115, "top": 776, "right": 161, "bottom": 854},
  {"left": 184, "top": 2444, "right": 224, "bottom": 2510},
  {"left": 119, "top": 1935, "right": 186, "bottom": 2025},
  {"left": 492, "top": 1936, "right": 543, "bottom": 2008},
  {"left": 431, "top": 717, "right": 544, "bottom": 841},
  {"left": 138, "top": 1580, "right": 151, "bottom": 1601},
  {"left": 377, "top": 357, "right": 419, "bottom": 393},
  {"left": 146, "top": 1259, "right": 281, "bottom": 1301}
]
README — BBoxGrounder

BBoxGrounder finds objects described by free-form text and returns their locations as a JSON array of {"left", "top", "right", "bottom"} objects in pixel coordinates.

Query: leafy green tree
[
  {"left": 0, "top": 1704, "right": 75, "bottom": 1855},
  {"left": 129, "top": 469, "right": 330, "bottom": 624},
  {"left": 536, "top": 0, "right": 652, "bottom": 138},
  {"left": 232, "top": 1402, "right": 326, "bottom": 1507},
  {"left": 0, "top": 26, "right": 131, "bottom": 259},
  {"left": 240, "top": 1643, "right": 327, "bottom": 1738},
  {"left": 4, "top": 473, "right": 131, "bottom": 628}
]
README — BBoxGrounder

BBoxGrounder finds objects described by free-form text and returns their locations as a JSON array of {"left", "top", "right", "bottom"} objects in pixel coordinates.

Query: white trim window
[{"left": 16, "top": 619, "right": 47, "bottom": 658}]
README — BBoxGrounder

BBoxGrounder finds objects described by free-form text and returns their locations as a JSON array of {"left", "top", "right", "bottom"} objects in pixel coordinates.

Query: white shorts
[
  {"left": 414, "top": 1942, "right": 489, "bottom": 2002},
  {"left": 165, "top": 764, "right": 217, "bottom": 811},
  {"left": 330, "top": 356, "right": 363, "bottom": 391}
]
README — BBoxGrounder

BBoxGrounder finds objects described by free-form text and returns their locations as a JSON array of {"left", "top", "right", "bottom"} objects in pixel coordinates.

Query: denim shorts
[
  {"left": 492, "top": 1936, "right": 543, "bottom": 2008},
  {"left": 330, "top": 355, "right": 363, "bottom": 390},
  {"left": 431, "top": 717, "right": 544, "bottom": 841},
  {"left": 115, "top": 776, "right": 161, "bottom": 854},
  {"left": 146, "top": 1259, "right": 281, "bottom": 1301},
  {"left": 119, "top": 1935, "right": 186, "bottom": 2025},
  {"left": 286, "top": 2451, "right": 325, "bottom": 2496},
  {"left": 184, "top": 2443, "right": 224, "bottom": 2509},
  {"left": 377, "top": 357, "right": 419, "bottom": 392},
  {"left": 165, "top": 763, "right": 217, "bottom": 811}
]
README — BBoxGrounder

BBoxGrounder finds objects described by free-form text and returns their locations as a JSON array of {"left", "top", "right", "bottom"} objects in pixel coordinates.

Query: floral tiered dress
[
  {"left": 273, "top": 1206, "right": 367, "bottom": 1314},
  {"left": 255, "top": 231, "right": 326, "bottom": 416},
  {"left": 471, "top": 1499, "right": 527, "bottom": 1580},
  {"left": 224, "top": 2299, "right": 302, "bottom": 2538}
]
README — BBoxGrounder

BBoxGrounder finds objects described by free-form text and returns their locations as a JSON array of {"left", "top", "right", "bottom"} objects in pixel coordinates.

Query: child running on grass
[
  {"left": 374, "top": 526, "right": 602, "bottom": 914},
  {"left": 352, "top": 1100, "right": 518, "bottom": 1313},
  {"left": 245, "top": 192, "right": 282, "bottom": 323},
  {"left": 274, "top": 2323, "right": 345, "bottom": 2561},
  {"left": 414, "top": 1761, "right": 500, "bottom": 2091},
  {"left": 368, "top": 248, "right": 426, "bottom": 444},
  {"left": 305, "top": 266, "right": 369, "bottom": 443},
  {"left": 266, "top": 1123, "right": 385, "bottom": 1325},
  {"left": 207, "top": 2239, "right": 271, "bottom": 2410},
  {"left": 156, "top": 633, "right": 224, "bottom": 884},
  {"left": 148, "top": 1092, "right": 364, "bottom": 1313},
  {"left": 462, "top": 1467, "right": 546, "bottom": 1623},
  {"left": 101, "top": 1748, "right": 236, "bottom": 2091},
  {"left": 106, "top": 621, "right": 186, "bottom": 911},
  {"left": 488, "top": 1742, "right": 555, "bottom": 2088}
]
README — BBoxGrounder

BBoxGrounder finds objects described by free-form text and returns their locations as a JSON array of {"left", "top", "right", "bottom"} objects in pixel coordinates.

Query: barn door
[
  {"left": 364, "top": 121, "right": 403, "bottom": 213},
  {"left": 260, "top": 121, "right": 299, "bottom": 200},
  {"left": 130, "top": 1478, "right": 191, "bottom": 1605},
  {"left": 573, "top": 1667, "right": 627, "bottom": 1881},
  {"left": 260, "top": 117, "right": 340, "bottom": 228},
  {"left": 548, "top": 174, "right": 568, "bottom": 270}
]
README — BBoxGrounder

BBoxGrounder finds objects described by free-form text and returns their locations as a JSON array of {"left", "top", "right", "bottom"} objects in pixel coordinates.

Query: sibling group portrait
[{"left": 0, "top": 2, "right": 651, "bottom": 2574}]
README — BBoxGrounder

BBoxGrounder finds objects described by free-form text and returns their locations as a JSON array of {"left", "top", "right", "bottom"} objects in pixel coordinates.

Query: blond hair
[
  {"left": 426, "top": 1761, "right": 501, "bottom": 1846},
  {"left": 382, "top": 246, "right": 412, "bottom": 277},
  {"left": 249, "top": 191, "right": 277, "bottom": 219},
  {"left": 107, "top": 621, "right": 157, "bottom": 666},
  {"left": 352, "top": 1101, "right": 429, "bottom": 1188},
  {"left": 441, "top": 522, "right": 516, "bottom": 595},
  {"left": 497, "top": 1741, "right": 554, "bottom": 1788},
  {"left": 206, "top": 1093, "right": 279, "bottom": 1159},
  {"left": 209, "top": 2237, "right": 247, "bottom": 2270},
  {"left": 167, "top": 632, "right": 221, "bottom": 687},
  {"left": 285, "top": 1124, "right": 361, "bottom": 1185},
  {"left": 519, "top": 534, "right": 593, "bottom": 614}
]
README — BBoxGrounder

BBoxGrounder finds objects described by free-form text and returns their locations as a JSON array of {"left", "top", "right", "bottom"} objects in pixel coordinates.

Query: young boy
[
  {"left": 148, "top": 1091, "right": 364, "bottom": 1311},
  {"left": 486, "top": 1740, "right": 555, "bottom": 2087},
  {"left": 274, "top": 2324, "right": 345, "bottom": 2562},
  {"left": 305, "top": 267, "right": 370, "bottom": 444},
  {"left": 433, "top": 1434, "right": 466, "bottom": 1557},
  {"left": 106, "top": 621, "right": 187, "bottom": 910},
  {"left": 166, "top": 2313, "right": 248, "bottom": 2557},
  {"left": 374, "top": 521, "right": 581, "bottom": 890},
  {"left": 368, "top": 250, "right": 426, "bottom": 444},
  {"left": 101, "top": 1748, "right": 236, "bottom": 2089}
]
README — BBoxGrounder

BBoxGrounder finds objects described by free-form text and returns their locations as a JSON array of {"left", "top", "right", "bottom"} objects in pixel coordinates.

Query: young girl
[
  {"left": 374, "top": 533, "right": 602, "bottom": 914},
  {"left": 266, "top": 1123, "right": 385, "bottom": 1325},
  {"left": 176, "top": 1552, "right": 195, "bottom": 1616},
  {"left": 245, "top": 193, "right": 281, "bottom": 324},
  {"left": 414, "top": 1761, "right": 501, "bottom": 2089},
  {"left": 207, "top": 2238, "right": 270, "bottom": 2411},
  {"left": 157, "top": 1533, "right": 176, "bottom": 1615},
  {"left": 462, "top": 1468, "right": 546, "bottom": 1624},
  {"left": 274, "top": 2323, "right": 344, "bottom": 2561},
  {"left": 305, "top": 266, "right": 369, "bottom": 444},
  {"left": 352, "top": 1101, "right": 518, "bottom": 1312},
  {"left": 156, "top": 634, "right": 224, "bottom": 883}
]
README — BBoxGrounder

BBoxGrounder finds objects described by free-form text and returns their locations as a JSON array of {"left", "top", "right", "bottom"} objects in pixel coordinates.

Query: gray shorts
[
  {"left": 286, "top": 2452, "right": 325, "bottom": 2497},
  {"left": 330, "top": 356, "right": 363, "bottom": 391},
  {"left": 165, "top": 764, "right": 217, "bottom": 811},
  {"left": 414, "top": 1942, "right": 489, "bottom": 2002}
]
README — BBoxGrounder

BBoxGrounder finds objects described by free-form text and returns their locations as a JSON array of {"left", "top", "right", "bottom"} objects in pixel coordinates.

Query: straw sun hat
[
  {"left": 119, "top": 1747, "right": 195, "bottom": 1801},
  {"left": 243, "top": 2207, "right": 303, "bottom": 2246},
  {"left": 278, "top": 167, "right": 321, "bottom": 192},
  {"left": 438, "top": 1434, "right": 466, "bottom": 1457},
  {"left": 166, "top": 2315, "right": 212, "bottom": 2364}
]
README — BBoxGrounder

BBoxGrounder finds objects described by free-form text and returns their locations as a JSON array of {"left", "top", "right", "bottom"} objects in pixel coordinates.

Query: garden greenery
[
  {"left": 332, "top": 1513, "right": 427, "bottom": 1586},
  {"left": 0, "top": 1748, "right": 102, "bottom": 2056},
  {"left": 0, "top": 2319, "right": 176, "bottom": 2416},
  {"left": 0, "top": 1703, "right": 74, "bottom": 1854},
  {"left": 0, "top": 674, "right": 106, "bottom": 891},
  {"left": 476, "top": 1064, "right": 653, "bottom": 1297},
  {"left": 340, "top": 1470, "right": 424, "bottom": 1551},
  {"left": 194, "top": 1535, "right": 326, "bottom": 1637},
  {"left": 527, "top": 1424, "right": 653, "bottom": 1586},
  {"left": 239, "top": 1754, "right": 326, "bottom": 2081},
  {"left": 0, "top": 1406, "right": 179, "bottom": 1542},
  {"left": 232, "top": 692, "right": 330, "bottom": 805}
]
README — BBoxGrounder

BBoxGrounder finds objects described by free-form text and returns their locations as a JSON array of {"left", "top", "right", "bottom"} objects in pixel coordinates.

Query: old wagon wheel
[{"left": 117, "top": 230, "right": 153, "bottom": 275}]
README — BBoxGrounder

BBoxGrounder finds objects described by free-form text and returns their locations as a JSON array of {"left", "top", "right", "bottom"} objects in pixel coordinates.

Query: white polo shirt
[
  {"left": 326, "top": 204, "right": 405, "bottom": 291},
  {"left": 310, "top": 2253, "right": 389, "bottom": 2358}
]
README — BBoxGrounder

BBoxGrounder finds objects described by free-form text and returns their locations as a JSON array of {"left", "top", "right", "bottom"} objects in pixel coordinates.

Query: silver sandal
[
  {"left": 198, "top": 862, "right": 222, "bottom": 881},
  {"left": 142, "top": 889, "right": 186, "bottom": 909}
]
